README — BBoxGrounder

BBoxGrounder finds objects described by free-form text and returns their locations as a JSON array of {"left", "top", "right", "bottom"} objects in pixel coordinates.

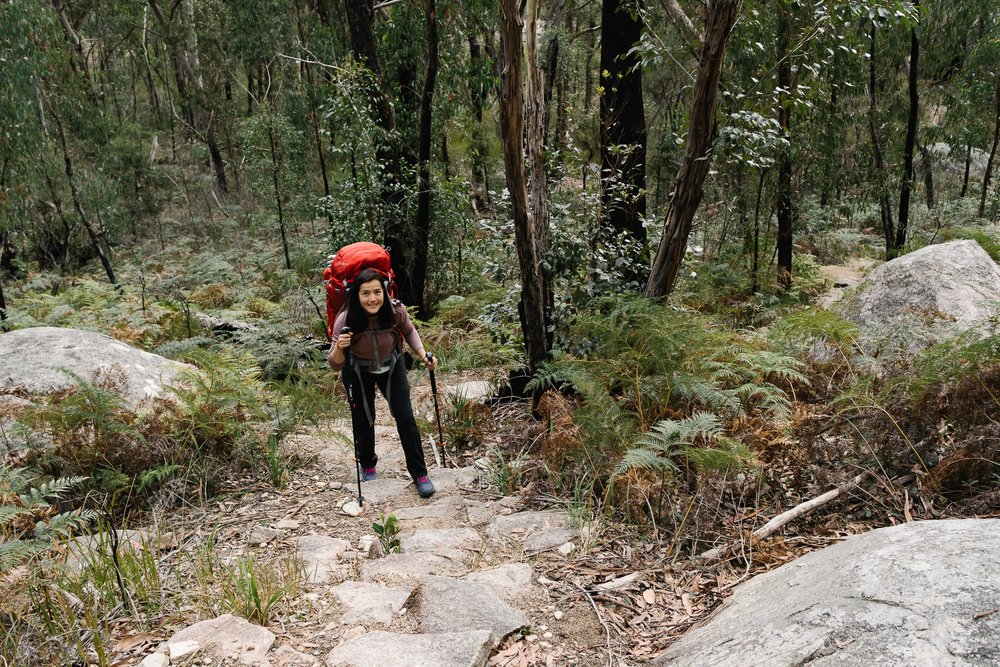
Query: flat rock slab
[
  {"left": 0, "top": 327, "right": 193, "bottom": 405},
  {"left": 486, "top": 510, "right": 579, "bottom": 552},
  {"left": 392, "top": 495, "right": 465, "bottom": 522},
  {"left": 838, "top": 240, "right": 1000, "bottom": 343},
  {"left": 417, "top": 575, "right": 529, "bottom": 645},
  {"left": 465, "top": 500, "right": 499, "bottom": 527},
  {"left": 166, "top": 614, "right": 274, "bottom": 665},
  {"left": 464, "top": 563, "right": 534, "bottom": 600},
  {"left": 291, "top": 535, "right": 351, "bottom": 584},
  {"left": 358, "top": 478, "right": 417, "bottom": 504},
  {"left": 325, "top": 630, "right": 492, "bottom": 667},
  {"left": 399, "top": 527, "right": 481, "bottom": 559},
  {"left": 361, "top": 552, "right": 471, "bottom": 582},
  {"left": 426, "top": 467, "right": 479, "bottom": 494},
  {"left": 655, "top": 519, "right": 1000, "bottom": 666},
  {"left": 330, "top": 581, "right": 413, "bottom": 625}
]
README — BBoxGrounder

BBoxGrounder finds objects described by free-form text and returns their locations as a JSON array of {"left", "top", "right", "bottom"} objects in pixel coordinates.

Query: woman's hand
[
  {"left": 422, "top": 351, "right": 438, "bottom": 371},
  {"left": 335, "top": 333, "right": 352, "bottom": 351}
]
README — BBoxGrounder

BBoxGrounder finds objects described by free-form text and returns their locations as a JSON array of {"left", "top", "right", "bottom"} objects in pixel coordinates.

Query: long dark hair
[{"left": 345, "top": 268, "right": 399, "bottom": 332}]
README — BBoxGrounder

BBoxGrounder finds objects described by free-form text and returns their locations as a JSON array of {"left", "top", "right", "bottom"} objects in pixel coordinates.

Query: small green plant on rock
[{"left": 372, "top": 513, "right": 401, "bottom": 554}]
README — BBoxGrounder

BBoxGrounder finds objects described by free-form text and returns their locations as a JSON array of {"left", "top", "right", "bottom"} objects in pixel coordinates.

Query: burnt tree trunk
[
  {"left": 47, "top": 97, "right": 119, "bottom": 288},
  {"left": 468, "top": 35, "right": 489, "bottom": 211},
  {"left": 896, "top": 4, "right": 919, "bottom": 253},
  {"left": 866, "top": 22, "right": 895, "bottom": 255},
  {"left": 775, "top": 3, "right": 793, "bottom": 289},
  {"left": 980, "top": 77, "right": 1000, "bottom": 217},
  {"left": 344, "top": 0, "right": 413, "bottom": 301},
  {"left": 645, "top": 0, "right": 741, "bottom": 298},
  {"left": 413, "top": 0, "right": 439, "bottom": 316},
  {"left": 600, "top": 0, "right": 648, "bottom": 276}
]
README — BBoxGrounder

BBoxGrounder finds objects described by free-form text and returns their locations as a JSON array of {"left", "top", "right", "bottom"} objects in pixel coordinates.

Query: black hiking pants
[{"left": 343, "top": 360, "right": 428, "bottom": 480}]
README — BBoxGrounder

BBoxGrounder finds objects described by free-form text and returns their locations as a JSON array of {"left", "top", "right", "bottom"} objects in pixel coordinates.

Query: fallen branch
[{"left": 698, "top": 473, "right": 866, "bottom": 561}]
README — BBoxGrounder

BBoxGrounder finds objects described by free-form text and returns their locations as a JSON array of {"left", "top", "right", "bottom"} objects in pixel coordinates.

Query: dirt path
[{"left": 121, "top": 387, "right": 631, "bottom": 666}]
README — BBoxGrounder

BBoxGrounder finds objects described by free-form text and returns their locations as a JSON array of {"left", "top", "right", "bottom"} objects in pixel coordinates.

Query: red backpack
[{"left": 323, "top": 242, "right": 397, "bottom": 340}]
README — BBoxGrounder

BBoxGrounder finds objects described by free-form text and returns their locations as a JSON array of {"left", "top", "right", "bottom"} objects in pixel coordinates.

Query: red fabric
[{"left": 323, "top": 242, "right": 397, "bottom": 339}]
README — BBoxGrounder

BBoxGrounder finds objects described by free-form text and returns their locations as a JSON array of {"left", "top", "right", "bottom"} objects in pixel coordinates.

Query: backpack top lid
[{"left": 323, "top": 242, "right": 397, "bottom": 340}]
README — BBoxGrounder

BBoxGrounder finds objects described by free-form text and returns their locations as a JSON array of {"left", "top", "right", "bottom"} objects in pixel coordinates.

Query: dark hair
[{"left": 345, "top": 268, "right": 398, "bottom": 332}]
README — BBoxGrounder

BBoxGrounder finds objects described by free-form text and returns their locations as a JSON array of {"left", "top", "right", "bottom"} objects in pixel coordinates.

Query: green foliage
[
  {"left": 0, "top": 464, "right": 94, "bottom": 571},
  {"left": 218, "top": 554, "right": 303, "bottom": 625},
  {"left": 529, "top": 296, "right": 797, "bottom": 516},
  {"left": 482, "top": 445, "right": 524, "bottom": 495},
  {"left": 614, "top": 412, "right": 753, "bottom": 480},
  {"left": 423, "top": 289, "right": 522, "bottom": 370},
  {"left": 371, "top": 513, "right": 401, "bottom": 555}
]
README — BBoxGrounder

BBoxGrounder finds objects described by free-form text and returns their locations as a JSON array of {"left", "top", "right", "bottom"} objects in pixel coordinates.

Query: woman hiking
[{"left": 328, "top": 268, "right": 437, "bottom": 498}]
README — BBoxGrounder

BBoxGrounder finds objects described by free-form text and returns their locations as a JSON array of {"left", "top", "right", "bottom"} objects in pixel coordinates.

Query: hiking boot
[
  {"left": 415, "top": 476, "right": 435, "bottom": 498},
  {"left": 362, "top": 467, "right": 378, "bottom": 481}
]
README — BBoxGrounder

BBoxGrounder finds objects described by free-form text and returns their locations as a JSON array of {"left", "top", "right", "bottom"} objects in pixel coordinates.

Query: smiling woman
[{"left": 328, "top": 269, "right": 438, "bottom": 499}]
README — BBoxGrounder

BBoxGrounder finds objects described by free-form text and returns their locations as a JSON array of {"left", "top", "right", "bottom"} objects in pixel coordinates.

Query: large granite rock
[
  {"left": 838, "top": 240, "right": 1000, "bottom": 343},
  {"left": 655, "top": 519, "right": 1000, "bottom": 666},
  {"left": 0, "top": 327, "right": 193, "bottom": 405}
]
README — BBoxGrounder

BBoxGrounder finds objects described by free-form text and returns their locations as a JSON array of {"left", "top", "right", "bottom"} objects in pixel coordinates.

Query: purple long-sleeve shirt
[{"left": 327, "top": 301, "right": 424, "bottom": 372}]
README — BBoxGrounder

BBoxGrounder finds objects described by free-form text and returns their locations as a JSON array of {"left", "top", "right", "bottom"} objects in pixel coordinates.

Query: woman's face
[{"left": 358, "top": 278, "right": 384, "bottom": 316}]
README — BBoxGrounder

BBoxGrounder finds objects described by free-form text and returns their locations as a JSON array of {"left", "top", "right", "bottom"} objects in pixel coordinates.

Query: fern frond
[
  {"left": 0, "top": 464, "right": 36, "bottom": 493},
  {"left": 0, "top": 539, "right": 44, "bottom": 571},
  {"left": 686, "top": 437, "right": 753, "bottom": 474},
  {"left": 0, "top": 505, "right": 33, "bottom": 530},
  {"left": 19, "top": 476, "right": 87, "bottom": 506},
  {"left": 612, "top": 447, "right": 677, "bottom": 478},
  {"left": 34, "top": 508, "right": 97, "bottom": 539},
  {"left": 138, "top": 464, "right": 182, "bottom": 493}
]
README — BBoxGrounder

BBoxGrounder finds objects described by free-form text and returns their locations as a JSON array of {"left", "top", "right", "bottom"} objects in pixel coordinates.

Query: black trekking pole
[
  {"left": 341, "top": 327, "right": 363, "bottom": 506},
  {"left": 426, "top": 353, "right": 447, "bottom": 468}
]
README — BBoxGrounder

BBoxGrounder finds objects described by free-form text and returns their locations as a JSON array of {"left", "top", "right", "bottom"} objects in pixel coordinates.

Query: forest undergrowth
[{"left": 2, "top": 190, "right": 1000, "bottom": 662}]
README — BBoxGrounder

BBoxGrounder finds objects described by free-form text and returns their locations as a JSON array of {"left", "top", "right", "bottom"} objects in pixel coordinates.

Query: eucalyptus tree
[
  {"left": 499, "top": 0, "right": 550, "bottom": 374},
  {"left": 239, "top": 101, "right": 306, "bottom": 271},
  {"left": 0, "top": 0, "right": 52, "bottom": 321},
  {"left": 646, "top": 0, "right": 741, "bottom": 299},
  {"left": 147, "top": 0, "right": 230, "bottom": 193}
]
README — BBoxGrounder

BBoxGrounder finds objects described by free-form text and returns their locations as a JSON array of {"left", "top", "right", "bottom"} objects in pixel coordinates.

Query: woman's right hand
[{"left": 335, "top": 333, "right": 352, "bottom": 351}]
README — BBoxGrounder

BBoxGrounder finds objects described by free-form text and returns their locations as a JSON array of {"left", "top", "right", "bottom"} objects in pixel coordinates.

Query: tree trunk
[
  {"left": 525, "top": 0, "right": 553, "bottom": 350},
  {"left": 499, "top": 0, "right": 549, "bottom": 375},
  {"left": 48, "top": 97, "right": 118, "bottom": 288},
  {"left": 0, "top": 232, "right": 7, "bottom": 327},
  {"left": 980, "top": 77, "right": 1000, "bottom": 218},
  {"left": 468, "top": 35, "right": 489, "bottom": 211},
  {"left": 645, "top": 0, "right": 741, "bottom": 298},
  {"left": 896, "top": 7, "right": 919, "bottom": 253},
  {"left": 866, "top": 22, "right": 895, "bottom": 256},
  {"left": 920, "top": 142, "right": 935, "bottom": 209},
  {"left": 961, "top": 142, "right": 972, "bottom": 197},
  {"left": 267, "top": 121, "right": 291, "bottom": 270},
  {"left": 542, "top": 0, "right": 566, "bottom": 149},
  {"left": 750, "top": 169, "right": 766, "bottom": 294},
  {"left": 600, "top": 0, "right": 648, "bottom": 269},
  {"left": 413, "top": 0, "right": 439, "bottom": 316},
  {"left": 148, "top": 0, "right": 228, "bottom": 193},
  {"left": 775, "top": 3, "right": 793, "bottom": 289},
  {"left": 344, "top": 0, "right": 412, "bottom": 298}
]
